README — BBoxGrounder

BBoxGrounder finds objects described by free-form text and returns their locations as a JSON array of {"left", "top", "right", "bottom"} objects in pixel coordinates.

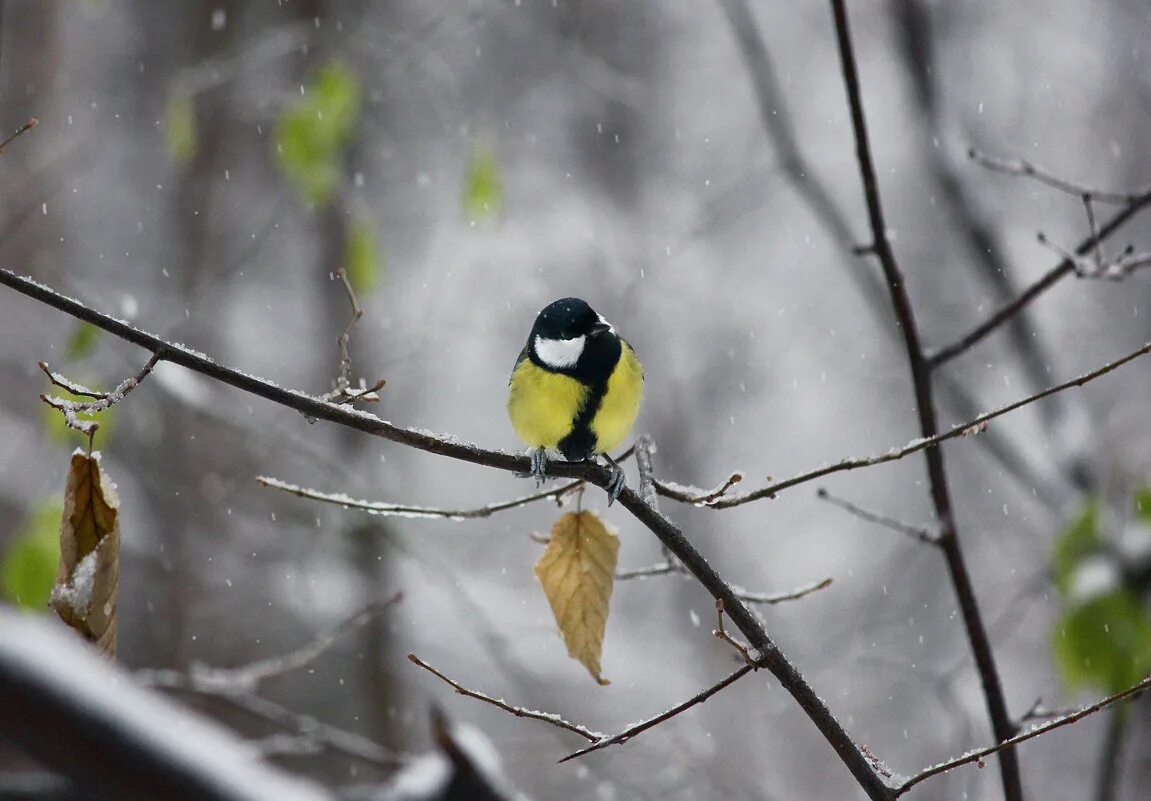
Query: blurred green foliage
[
  {"left": 462, "top": 140, "right": 503, "bottom": 219},
  {"left": 274, "top": 60, "right": 362, "bottom": 206},
  {"left": 346, "top": 217, "right": 380, "bottom": 294},
  {"left": 66, "top": 321, "right": 100, "bottom": 361},
  {"left": 1, "top": 501, "right": 62, "bottom": 610},
  {"left": 166, "top": 89, "right": 197, "bottom": 165},
  {"left": 1052, "top": 494, "right": 1151, "bottom": 694}
]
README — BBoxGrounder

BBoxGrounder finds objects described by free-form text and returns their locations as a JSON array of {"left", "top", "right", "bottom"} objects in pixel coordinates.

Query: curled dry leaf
[
  {"left": 533, "top": 511, "right": 619, "bottom": 685},
  {"left": 50, "top": 450, "right": 120, "bottom": 658}
]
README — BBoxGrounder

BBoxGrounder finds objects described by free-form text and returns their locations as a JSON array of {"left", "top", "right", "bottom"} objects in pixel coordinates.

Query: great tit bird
[{"left": 507, "top": 298, "right": 644, "bottom": 502}]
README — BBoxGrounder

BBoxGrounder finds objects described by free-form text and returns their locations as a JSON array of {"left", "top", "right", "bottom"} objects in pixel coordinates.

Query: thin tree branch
[
  {"left": 634, "top": 433, "right": 659, "bottom": 510},
  {"left": 39, "top": 352, "right": 162, "bottom": 439},
  {"left": 406, "top": 654, "right": 602, "bottom": 743},
  {"left": 730, "top": 577, "right": 834, "bottom": 606},
  {"left": 558, "top": 664, "right": 755, "bottom": 763},
  {"left": 895, "top": 675, "right": 1151, "bottom": 796},
  {"left": 713, "top": 600, "right": 754, "bottom": 665},
  {"left": 928, "top": 188, "right": 1151, "bottom": 369},
  {"left": 615, "top": 561, "right": 683, "bottom": 581},
  {"left": 185, "top": 593, "right": 403, "bottom": 693},
  {"left": 816, "top": 488, "right": 938, "bottom": 545},
  {"left": 143, "top": 672, "right": 405, "bottom": 771},
  {"left": 256, "top": 475, "right": 585, "bottom": 520},
  {"left": 0, "top": 117, "right": 38, "bottom": 155},
  {"left": 0, "top": 266, "right": 898, "bottom": 800},
  {"left": 660, "top": 337, "right": 1151, "bottom": 509},
  {"left": 828, "top": 2, "right": 1022, "bottom": 798},
  {"left": 136, "top": 596, "right": 406, "bottom": 770},
  {"left": 969, "top": 149, "right": 1151, "bottom": 204},
  {"left": 321, "top": 268, "right": 384, "bottom": 405}
]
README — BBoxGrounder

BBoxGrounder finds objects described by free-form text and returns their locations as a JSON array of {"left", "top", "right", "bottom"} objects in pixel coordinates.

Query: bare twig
[
  {"left": 136, "top": 595, "right": 406, "bottom": 770},
  {"left": 732, "top": 577, "right": 833, "bottom": 606},
  {"left": 816, "top": 488, "right": 938, "bottom": 545},
  {"left": 257, "top": 475, "right": 585, "bottom": 520},
  {"left": 928, "top": 189, "right": 1151, "bottom": 368},
  {"left": 659, "top": 337, "right": 1151, "bottom": 509},
  {"left": 1037, "top": 232, "right": 1151, "bottom": 282},
  {"left": 322, "top": 268, "right": 385, "bottom": 405},
  {"left": 615, "top": 561, "right": 684, "bottom": 581},
  {"left": 406, "top": 654, "right": 602, "bottom": 743},
  {"left": 634, "top": 434, "right": 659, "bottom": 510},
  {"left": 143, "top": 670, "right": 405, "bottom": 770},
  {"left": 713, "top": 600, "right": 754, "bottom": 665},
  {"left": 969, "top": 149, "right": 1151, "bottom": 204},
  {"left": 896, "top": 675, "right": 1151, "bottom": 796},
  {"left": 559, "top": 664, "right": 756, "bottom": 763},
  {"left": 0, "top": 117, "right": 38, "bottom": 155},
  {"left": 829, "top": 2, "right": 1021, "bottom": 798},
  {"left": 1017, "top": 696, "right": 1075, "bottom": 724},
  {"left": 188, "top": 593, "right": 402, "bottom": 693},
  {"left": 39, "top": 352, "right": 162, "bottom": 438}
]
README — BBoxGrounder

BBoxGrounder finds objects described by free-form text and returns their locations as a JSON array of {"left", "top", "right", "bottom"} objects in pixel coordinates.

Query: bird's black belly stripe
[{"left": 558, "top": 377, "right": 608, "bottom": 461}]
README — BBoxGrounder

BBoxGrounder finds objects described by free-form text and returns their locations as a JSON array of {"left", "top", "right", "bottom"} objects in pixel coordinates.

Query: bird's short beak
[{"left": 590, "top": 320, "right": 612, "bottom": 336}]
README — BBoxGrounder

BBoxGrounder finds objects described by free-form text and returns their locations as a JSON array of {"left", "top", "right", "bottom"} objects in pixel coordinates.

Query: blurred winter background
[{"left": 2, "top": 1, "right": 1151, "bottom": 799}]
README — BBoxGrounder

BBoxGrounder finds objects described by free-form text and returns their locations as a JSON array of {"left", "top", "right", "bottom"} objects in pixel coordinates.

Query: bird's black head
[{"left": 532, "top": 297, "right": 610, "bottom": 340}]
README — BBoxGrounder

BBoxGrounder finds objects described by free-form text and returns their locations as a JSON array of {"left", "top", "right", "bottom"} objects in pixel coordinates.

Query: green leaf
[
  {"left": 66, "top": 322, "right": 100, "bottom": 361},
  {"left": 1053, "top": 498, "right": 1099, "bottom": 595},
  {"left": 166, "top": 90, "right": 197, "bottom": 165},
  {"left": 1054, "top": 590, "right": 1151, "bottom": 694},
  {"left": 346, "top": 218, "right": 380, "bottom": 294},
  {"left": 41, "top": 382, "right": 116, "bottom": 446},
  {"left": 274, "top": 60, "right": 361, "bottom": 206},
  {"left": 1, "top": 502, "right": 63, "bottom": 610},
  {"left": 462, "top": 141, "right": 503, "bottom": 220}
]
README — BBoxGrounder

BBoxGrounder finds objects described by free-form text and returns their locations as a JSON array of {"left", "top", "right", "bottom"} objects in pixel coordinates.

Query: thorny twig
[
  {"left": 816, "top": 488, "right": 938, "bottom": 545},
  {"left": 895, "top": 674, "right": 1151, "bottom": 796},
  {"left": 322, "top": 268, "right": 385, "bottom": 405},
  {"left": 406, "top": 654, "right": 603, "bottom": 743},
  {"left": 39, "top": 352, "right": 161, "bottom": 442}
]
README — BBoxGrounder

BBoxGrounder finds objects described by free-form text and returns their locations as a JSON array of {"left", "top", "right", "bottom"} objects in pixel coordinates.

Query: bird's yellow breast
[
  {"left": 506, "top": 341, "right": 643, "bottom": 457},
  {"left": 590, "top": 342, "right": 643, "bottom": 454},
  {"left": 507, "top": 360, "right": 591, "bottom": 451}
]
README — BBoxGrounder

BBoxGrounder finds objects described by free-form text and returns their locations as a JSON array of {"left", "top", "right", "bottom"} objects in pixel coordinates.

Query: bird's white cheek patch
[{"left": 535, "top": 334, "right": 585, "bottom": 368}]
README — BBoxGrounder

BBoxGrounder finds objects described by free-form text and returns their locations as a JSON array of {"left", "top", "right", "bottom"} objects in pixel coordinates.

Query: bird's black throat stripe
[{"left": 528, "top": 333, "right": 622, "bottom": 461}]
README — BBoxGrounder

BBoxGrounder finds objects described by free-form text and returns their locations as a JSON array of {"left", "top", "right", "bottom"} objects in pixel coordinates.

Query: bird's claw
[
  {"left": 527, "top": 448, "right": 548, "bottom": 487},
  {"left": 605, "top": 460, "right": 626, "bottom": 506}
]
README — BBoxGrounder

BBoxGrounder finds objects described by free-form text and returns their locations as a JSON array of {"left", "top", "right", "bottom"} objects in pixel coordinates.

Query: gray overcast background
[{"left": 2, "top": 1, "right": 1151, "bottom": 799}]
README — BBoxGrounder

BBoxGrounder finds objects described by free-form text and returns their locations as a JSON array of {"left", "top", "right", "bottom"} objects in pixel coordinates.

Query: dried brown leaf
[
  {"left": 533, "top": 511, "right": 619, "bottom": 685},
  {"left": 50, "top": 450, "right": 119, "bottom": 657}
]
